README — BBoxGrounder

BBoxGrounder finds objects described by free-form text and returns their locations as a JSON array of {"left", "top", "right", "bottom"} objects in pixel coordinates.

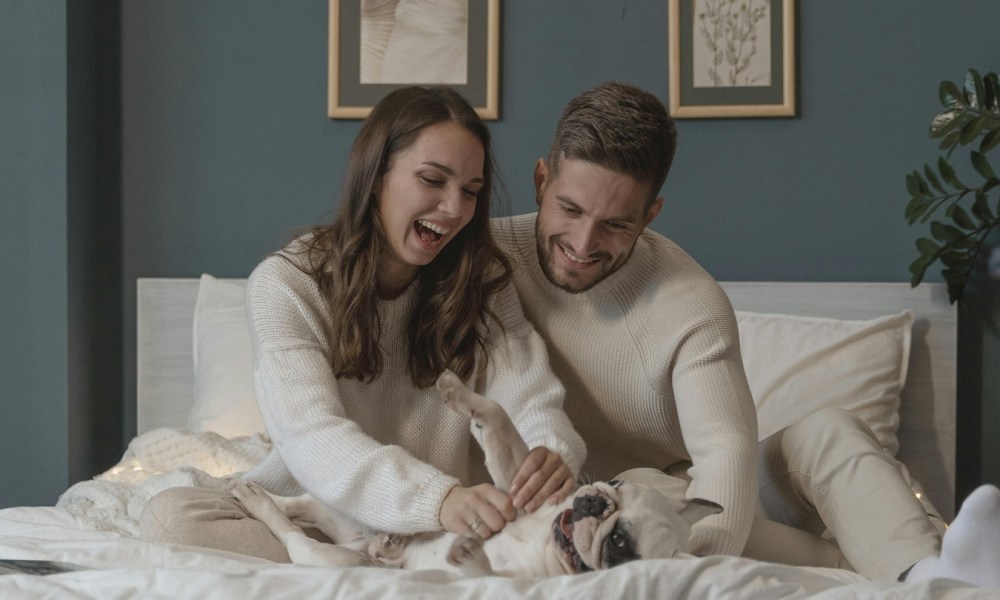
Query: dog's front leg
[
  {"left": 270, "top": 493, "right": 369, "bottom": 549},
  {"left": 230, "top": 481, "right": 366, "bottom": 567},
  {"left": 436, "top": 370, "right": 529, "bottom": 493}
]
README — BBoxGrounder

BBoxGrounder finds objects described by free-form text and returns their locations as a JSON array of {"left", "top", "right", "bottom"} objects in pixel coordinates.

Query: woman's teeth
[{"left": 416, "top": 219, "right": 450, "bottom": 236}]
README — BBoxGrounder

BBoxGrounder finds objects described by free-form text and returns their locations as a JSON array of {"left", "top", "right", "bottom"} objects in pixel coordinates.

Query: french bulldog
[{"left": 230, "top": 370, "right": 721, "bottom": 577}]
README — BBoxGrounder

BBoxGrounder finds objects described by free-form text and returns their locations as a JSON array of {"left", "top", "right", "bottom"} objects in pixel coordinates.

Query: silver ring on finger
[{"left": 468, "top": 517, "right": 482, "bottom": 532}]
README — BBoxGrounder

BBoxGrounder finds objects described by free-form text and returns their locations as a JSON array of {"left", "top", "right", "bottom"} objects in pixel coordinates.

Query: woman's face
[{"left": 375, "top": 121, "right": 485, "bottom": 297}]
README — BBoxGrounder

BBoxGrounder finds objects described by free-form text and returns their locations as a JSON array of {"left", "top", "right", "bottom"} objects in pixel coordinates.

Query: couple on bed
[{"left": 141, "top": 82, "right": 1000, "bottom": 587}]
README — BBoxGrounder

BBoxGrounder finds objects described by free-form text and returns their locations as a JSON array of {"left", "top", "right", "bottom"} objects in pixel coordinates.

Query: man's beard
[{"left": 534, "top": 228, "right": 630, "bottom": 294}]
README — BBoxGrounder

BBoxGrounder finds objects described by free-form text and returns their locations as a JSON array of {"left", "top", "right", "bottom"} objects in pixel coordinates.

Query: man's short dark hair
[{"left": 546, "top": 82, "right": 678, "bottom": 207}]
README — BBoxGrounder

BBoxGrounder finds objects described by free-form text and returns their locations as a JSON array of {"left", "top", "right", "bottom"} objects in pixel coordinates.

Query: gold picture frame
[
  {"left": 669, "top": 0, "right": 796, "bottom": 118},
  {"left": 328, "top": 0, "right": 500, "bottom": 120}
]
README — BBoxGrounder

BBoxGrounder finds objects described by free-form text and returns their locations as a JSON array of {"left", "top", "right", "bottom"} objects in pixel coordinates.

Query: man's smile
[{"left": 558, "top": 243, "right": 600, "bottom": 266}]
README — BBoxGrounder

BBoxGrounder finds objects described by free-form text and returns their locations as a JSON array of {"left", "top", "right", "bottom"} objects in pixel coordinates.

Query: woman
[{"left": 140, "top": 86, "right": 586, "bottom": 562}]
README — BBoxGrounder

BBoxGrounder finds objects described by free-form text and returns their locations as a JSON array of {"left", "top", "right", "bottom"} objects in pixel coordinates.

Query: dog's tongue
[{"left": 559, "top": 509, "right": 575, "bottom": 540}]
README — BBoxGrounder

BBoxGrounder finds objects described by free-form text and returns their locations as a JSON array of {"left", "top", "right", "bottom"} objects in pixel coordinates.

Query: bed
[{"left": 0, "top": 276, "right": 991, "bottom": 598}]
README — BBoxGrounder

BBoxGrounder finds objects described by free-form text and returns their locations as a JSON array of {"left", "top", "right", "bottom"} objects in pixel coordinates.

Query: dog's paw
[
  {"left": 367, "top": 533, "right": 400, "bottom": 558},
  {"left": 366, "top": 533, "right": 410, "bottom": 567},
  {"left": 436, "top": 370, "right": 474, "bottom": 416},
  {"left": 380, "top": 533, "right": 400, "bottom": 550},
  {"left": 229, "top": 480, "right": 277, "bottom": 519},
  {"left": 447, "top": 535, "right": 486, "bottom": 567}
]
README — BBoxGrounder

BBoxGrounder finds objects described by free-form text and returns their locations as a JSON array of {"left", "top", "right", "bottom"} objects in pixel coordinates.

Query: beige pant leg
[
  {"left": 757, "top": 407, "right": 940, "bottom": 581},
  {"left": 139, "top": 486, "right": 291, "bottom": 563},
  {"left": 618, "top": 468, "right": 850, "bottom": 568}
]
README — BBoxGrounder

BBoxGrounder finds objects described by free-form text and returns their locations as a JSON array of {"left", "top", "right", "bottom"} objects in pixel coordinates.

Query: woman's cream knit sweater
[{"left": 243, "top": 246, "right": 586, "bottom": 534}]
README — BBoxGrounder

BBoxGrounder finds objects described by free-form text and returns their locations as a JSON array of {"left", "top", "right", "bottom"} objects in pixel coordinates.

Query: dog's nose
[{"left": 573, "top": 494, "right": 608, "bottom": 520}]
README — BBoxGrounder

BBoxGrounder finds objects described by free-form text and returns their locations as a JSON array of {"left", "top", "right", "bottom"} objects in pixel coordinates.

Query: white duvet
[{"left": 0, "top": 429, "right": 994, "bottom": 599}]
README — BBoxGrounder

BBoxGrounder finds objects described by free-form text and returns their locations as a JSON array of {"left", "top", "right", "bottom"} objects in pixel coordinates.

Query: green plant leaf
[
  {"left": 945, "top": 278, "right": 965, "bottom": 304},
  {"left": 916, "top": 237, "right": 940, "bottom": 255},
  {"left": 942, "top": 268, "right": 971, "bottom": 304},
  {"left": 965, "top": 69, "right": 985, "bottom": 108},
  {"left": 908, "top": 255, "right": 935, "bottom": 286},
  {"left": 952, "top": 235, "right": 981, "bottom": 250},
  {"left": 931, "top": 220, "right": 964, "bottom": 242},
  {"left": 951, "top": 205, "right": 977, "bottom": 230},
  {"left": 972, "top": 151, "right": 997, "bottom": 180},
  {"left": 929, "top": 109, "right": 963, "bottom": 138},
  {"left": 959, "top": 116, "right": 987, "bottom": 145},
  {"left": 983, "top": 128, "right": 1000, "bottom": 153},
  {"left": 940, "top": 250, "right": 972, "bottom": 269},
  {"left": 972, "top": 189, "right": 996, "bottom": 224},
  {"left": 940, "top": 129, "right": 963, "bottom": 150},
  {"left": 905, "top": 172, "right": 921, "bottom": 197},
  {"left": 940, "top": 80, "right": 967, "bottom": 109},
  {"left": 984, "top": 72, "right": 1000, "bottom": 113},
  {"left": 938, "top": 156, "right": 967, "bottom": 189},
  {"left": 906, "top": 196, "right": 932, "bottom": 223},
  {"left": 942, "top": 267, "right": 971, "bottom": 287},
  {"left": 923, "top": 164, "right": 945, "bottom": 193}
]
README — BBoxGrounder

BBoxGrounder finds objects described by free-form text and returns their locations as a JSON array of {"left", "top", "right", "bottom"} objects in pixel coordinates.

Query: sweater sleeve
[
  {"left": 246, "top": 258, "right": 459, "bottom": 533},
  {"left": 476, "top": 284, "right": 587, "bottom": 476},
  {"left": 665, "top": 289, "right": 758, "bottom": 556}
]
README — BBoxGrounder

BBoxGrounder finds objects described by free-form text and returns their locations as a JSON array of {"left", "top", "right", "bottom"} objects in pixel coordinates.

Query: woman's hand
[
  {"left": 509, "top": 447, "right": 575, "bottom": 513},
  {"left": 439, "top": 483, "right": 515, "bottom": 539}
]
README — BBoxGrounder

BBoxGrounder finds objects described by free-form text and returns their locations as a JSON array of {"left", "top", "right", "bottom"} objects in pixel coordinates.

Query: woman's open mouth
[{"left": 414, "top": 219, "right": 451, "bottom": 247}]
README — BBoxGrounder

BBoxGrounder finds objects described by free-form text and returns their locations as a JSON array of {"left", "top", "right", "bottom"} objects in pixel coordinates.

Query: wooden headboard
[{"left": 136, "top": 278, "right": 956, "bottom": 518}]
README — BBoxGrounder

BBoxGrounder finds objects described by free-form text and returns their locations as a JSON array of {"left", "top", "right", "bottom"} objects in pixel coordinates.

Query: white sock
[{"left": 907, "top": 484, "right": 1000, "bottom": 587}]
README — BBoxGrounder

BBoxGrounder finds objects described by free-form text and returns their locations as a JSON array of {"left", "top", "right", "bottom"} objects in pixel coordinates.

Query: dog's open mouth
[{"left": 552, "top": 509, "right": 593, "bottom": 573}]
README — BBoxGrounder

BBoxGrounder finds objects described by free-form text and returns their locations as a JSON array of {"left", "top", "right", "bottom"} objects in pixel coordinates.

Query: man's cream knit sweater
[
  {"left": 493, "top": 213, "right": 757, "bottom": 556},
  {"left": 243, "top": 245, "right": 586, "bottom": 534}
]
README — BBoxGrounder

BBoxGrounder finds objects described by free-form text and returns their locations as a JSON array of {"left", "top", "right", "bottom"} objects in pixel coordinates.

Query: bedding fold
[{"left": 56, "top": 428, "right": 270, "bottom": 536}]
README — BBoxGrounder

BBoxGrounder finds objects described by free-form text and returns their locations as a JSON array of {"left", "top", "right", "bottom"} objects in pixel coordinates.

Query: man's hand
[
  {"left": 439, "top": 483, "right": 515, "bottom": 539},
  {"left": 509, "top": 447, "right": 575, "bottom": 512}
]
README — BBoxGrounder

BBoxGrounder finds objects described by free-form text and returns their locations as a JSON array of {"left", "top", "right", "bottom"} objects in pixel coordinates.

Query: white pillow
[
  {"left": 736, "top": 310, "right": 914, "bottom": 455},
  {"left": 187, "top": 274, "right": 266, "bottom": 438},
  {"left": 183, "top": 275, "right": 914, "bottom": 453}
]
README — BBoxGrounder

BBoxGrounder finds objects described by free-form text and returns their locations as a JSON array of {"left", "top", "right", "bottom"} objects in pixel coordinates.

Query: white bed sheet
[{"left": 0, "top": 429, "right": 992, "bottom": 600}]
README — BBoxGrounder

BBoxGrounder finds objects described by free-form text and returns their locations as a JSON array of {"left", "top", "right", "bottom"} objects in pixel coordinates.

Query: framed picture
[
  {"left": 668, "top": 0, "right": 795, "bottom": 118},
  {"left": 328, "top": 0, "right": 500, "bottom": 120}
]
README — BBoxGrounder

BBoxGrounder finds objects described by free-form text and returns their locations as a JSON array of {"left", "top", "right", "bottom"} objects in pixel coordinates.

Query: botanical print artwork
[{"left": 692, "top": 0, "right": 772, "bottom": 88}]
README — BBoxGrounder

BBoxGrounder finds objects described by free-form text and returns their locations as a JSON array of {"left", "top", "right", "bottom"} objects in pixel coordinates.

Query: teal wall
[
  {"left": 0, "top": 0, "right": 121, "bottom": 507},
  {"left": 1, "top": 1, "right": 70, "bottom": 507},
  {"left": 2, "top": 0, "right": 998, "bottom": 507}
]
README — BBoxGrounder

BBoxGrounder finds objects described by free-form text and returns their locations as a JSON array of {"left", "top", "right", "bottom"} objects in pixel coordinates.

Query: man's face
[{"left": 534, "top": 157, "right": 663, "bottom": 293}]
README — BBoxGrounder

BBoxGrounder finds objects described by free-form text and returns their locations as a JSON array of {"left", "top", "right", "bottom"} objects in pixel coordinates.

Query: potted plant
[{"left": 905, "top": 69, "right": 1000, "bottom": 303}]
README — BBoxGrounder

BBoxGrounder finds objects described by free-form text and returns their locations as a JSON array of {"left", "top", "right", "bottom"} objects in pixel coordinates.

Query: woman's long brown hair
[{"left": 293, "top": 86, "right": 510, "bottom": 388}]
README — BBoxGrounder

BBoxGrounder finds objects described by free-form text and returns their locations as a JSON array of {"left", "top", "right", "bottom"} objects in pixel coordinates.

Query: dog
[{"left": 230, "top": 370, "right": 722, "bottom": 577}]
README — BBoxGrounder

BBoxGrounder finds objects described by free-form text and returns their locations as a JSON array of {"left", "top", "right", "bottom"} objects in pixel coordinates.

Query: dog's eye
[
  {"left": 603, "top": 524, "right": 639, "bottom": 568},
  {"left": 608, "top": 479, "right": 623, "bottom": 488}
]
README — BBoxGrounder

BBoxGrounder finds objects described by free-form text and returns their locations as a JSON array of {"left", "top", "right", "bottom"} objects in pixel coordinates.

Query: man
[{"left": 493, "top": 81, "right": 1000, "bottom": 586}]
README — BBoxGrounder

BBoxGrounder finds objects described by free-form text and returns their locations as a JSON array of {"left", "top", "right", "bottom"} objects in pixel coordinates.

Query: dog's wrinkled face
[{"left": 551, "top": 480, "right": 721, "bottom": 573}]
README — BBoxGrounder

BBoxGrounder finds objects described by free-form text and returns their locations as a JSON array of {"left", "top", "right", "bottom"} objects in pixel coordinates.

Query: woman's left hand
[{"left": 509, "top": 447, "right": 575, "bottom": 513}]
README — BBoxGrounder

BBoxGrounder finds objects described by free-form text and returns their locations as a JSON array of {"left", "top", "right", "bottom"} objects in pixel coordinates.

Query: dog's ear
[{"left": 679, "top": 498, "right": 723, "bottom": 526}]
